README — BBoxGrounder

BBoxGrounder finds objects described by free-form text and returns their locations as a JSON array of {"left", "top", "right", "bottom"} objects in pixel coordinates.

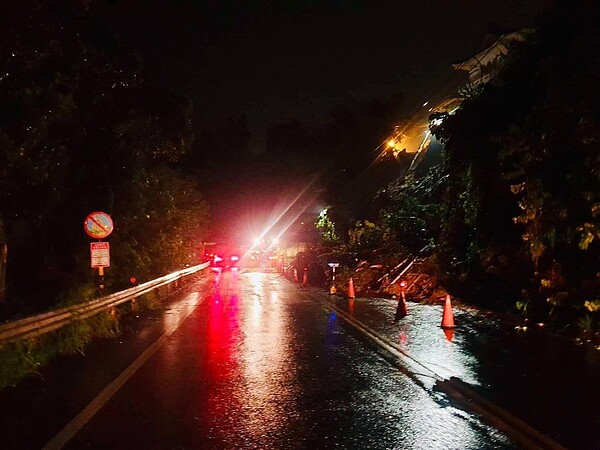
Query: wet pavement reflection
[
  {"left": 68, "top": 272, "right": 514, "bottom": 449},
  {"left": 329, "top": 293, "right": 600, "bottom": 450}
]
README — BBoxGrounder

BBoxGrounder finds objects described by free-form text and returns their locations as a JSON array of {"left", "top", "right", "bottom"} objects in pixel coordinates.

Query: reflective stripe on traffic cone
[
  {"left": 348, "top": 277, "right": 355, "bottom": 299},
  {"left": 441, "top": 294, "right": 455, "bottom": 329}
]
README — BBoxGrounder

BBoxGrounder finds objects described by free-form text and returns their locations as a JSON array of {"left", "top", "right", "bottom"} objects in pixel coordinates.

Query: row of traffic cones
[
  {"left": 395, "top": 291, "right": 455, "bottom": 329},
  {"left": 345, "top": 277, "right": 455, "bottom": 329},
  {"left": 292, "top": 268, "right": 309, "bottom": 287}
]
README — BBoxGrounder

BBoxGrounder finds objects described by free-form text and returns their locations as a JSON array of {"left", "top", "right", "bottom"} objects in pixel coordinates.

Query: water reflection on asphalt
[
  {"left": 69, "top": 272, "right": 514, "bottom": 449},
  {"left": 338, "top": 298, "right": 481, "bottom": 385},
  {"left": 331, "top": 293, "right": 600, "bottom": 450},
  {"left": 187, "top": 272, "right": 513, "bottom": 449}
]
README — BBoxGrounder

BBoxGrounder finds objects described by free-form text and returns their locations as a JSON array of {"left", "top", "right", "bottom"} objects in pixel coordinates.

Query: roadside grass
[
  {"left": 0, "top": 310, "right": 119, "bottom": 389},
  {"left": 0, "top": 268, "right": 209, "bottom": 391},
  {"left": 136, "top": 289, "right": 161, "bottom": 310},
  {"left": 0, "top": 288, "right": 169, "bottom": 390}
]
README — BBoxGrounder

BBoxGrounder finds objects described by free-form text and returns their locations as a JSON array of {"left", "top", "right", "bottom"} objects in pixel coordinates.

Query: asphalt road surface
[{"left": 49, "top": 271, "right": 511, "bottom": 449}]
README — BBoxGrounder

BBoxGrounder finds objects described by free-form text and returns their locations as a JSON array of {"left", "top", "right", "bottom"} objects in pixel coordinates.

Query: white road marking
[{"left": 43, "top": 297, "right": 204, "bottom": 450}]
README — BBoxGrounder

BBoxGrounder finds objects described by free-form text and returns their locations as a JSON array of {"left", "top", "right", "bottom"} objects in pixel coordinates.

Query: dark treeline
[
  {"left": 263, "top": 97, "right": 411, "bottom": 235},
  {"left": 186, "top": 95, "right": 412, "bottom": 241},
  {"left": 0, "top": 1, "right": 209, "bottom": 314},
  {"left": 0, "top": 1, "right": 408, "bottom": 314},
  {"left": 431, "top": 0, "right": 600, "bottom": 324}
]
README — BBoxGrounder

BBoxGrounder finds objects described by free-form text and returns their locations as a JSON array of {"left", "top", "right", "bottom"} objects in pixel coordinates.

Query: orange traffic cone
[
  {"left": 395, "top": 291, "right": 408, "bottom": 321},
  {"left": 441, "top": 294, "right": 455, "bottom": 329},
  {"left": 302, "top": 268, "right": 308, "bottom": 287},
  {"left": 348, "top": 277, "right": 355, "bottom": 299}
]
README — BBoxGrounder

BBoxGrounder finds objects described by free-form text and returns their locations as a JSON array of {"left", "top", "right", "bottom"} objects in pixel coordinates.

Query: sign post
[
  {"left": 328, "top": 262, "right": 339, "bottom": 295},
  {"left": 84, "top": 212, "right": 113, "bottom": 291}
]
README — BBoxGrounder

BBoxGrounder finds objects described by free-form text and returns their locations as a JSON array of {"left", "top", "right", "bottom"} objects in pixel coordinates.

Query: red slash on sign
[
  {"left": 90, "top": 242, "right": 110, "bottom": 268},
  {"left": 84, "top": 212, "right": 114, "bottom": 239}
]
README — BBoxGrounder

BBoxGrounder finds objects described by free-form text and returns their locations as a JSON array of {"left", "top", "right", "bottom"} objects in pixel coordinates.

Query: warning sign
[{"left": 90, "top": 242, "right": 110, "bottom": 268}]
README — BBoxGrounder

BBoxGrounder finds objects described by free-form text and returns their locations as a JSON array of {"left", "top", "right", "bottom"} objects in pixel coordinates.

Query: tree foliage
[
  {"left": 431, "top": 0, "right": 600, "bottom": 318},
  {"left": 315, "top": 207, "right": 340, "bottom": 244},
  {"left": 347, "top": 220, "right": 387, "bottom": 254},
  {"left": 495, "top": 1, "right": 600, "bottom": 317},
  {"left": 376, "top": 165, "right": 444, "bottom": 254},
  {"left": 0, "top": 2, "right": 210, "bottom": 312}
]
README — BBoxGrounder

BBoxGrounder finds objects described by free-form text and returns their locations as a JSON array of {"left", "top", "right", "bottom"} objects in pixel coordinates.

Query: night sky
[
  {"left": 92, "top": 0, "right": 554, "bottom": 241},
  {"left": 95, "top": 0, "right": 552, "bottom": 137}
]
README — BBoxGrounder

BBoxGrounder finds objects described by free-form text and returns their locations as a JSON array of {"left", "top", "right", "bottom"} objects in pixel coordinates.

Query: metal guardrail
[{"left": 0, "top": 262, "right": 210, "bottom": 344}]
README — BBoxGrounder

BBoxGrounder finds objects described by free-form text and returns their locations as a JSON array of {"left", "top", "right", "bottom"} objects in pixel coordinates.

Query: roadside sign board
[
  {"left": 84, "top": 212, "right": 114, "bottom": 239},
  {"left": 90, "top": 242, "right": 110, "bottom": 268}
]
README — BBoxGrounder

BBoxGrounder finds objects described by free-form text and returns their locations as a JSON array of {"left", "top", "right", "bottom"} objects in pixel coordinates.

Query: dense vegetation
[
  {"left": 0, "top": 2, "right": 210, "bottom": 314},
  {"left": 317, "top": 1, "right": 599, "bottom": 333},
  {"left": 432, "top": 0, "right": 599, "bottom": 328}
]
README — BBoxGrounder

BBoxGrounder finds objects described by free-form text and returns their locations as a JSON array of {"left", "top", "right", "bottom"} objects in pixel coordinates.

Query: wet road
[
  {"left": 327, "top": 295, "right": 599, "bottom": 449},
  {"left": 60, "top": 272, "right": 511, "bottom": 449}
]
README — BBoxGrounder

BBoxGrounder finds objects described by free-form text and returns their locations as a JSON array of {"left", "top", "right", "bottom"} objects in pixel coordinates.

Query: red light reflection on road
[
  {"left": 399, "top": 331, "right": 408, "bottom": 345},
  {"left": 348, "top": 298, "right": 355, "bottom": 315},
  {"left": 203, "top": 274, "right": 243, "bottom": 435},
  {"left": 196, "top": 273, "right": 300, "bottom": 445},
  {"left": 206, "top": 293, "right": 240, "bottom": 381}
]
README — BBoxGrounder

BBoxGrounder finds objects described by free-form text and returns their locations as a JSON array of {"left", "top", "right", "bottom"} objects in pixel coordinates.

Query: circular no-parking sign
[{"left": 84, "top": 211, "right": 114, "bottom": 239}]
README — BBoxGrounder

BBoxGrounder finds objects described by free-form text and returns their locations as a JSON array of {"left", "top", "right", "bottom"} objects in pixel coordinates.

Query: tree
[
  {"left": 315, "top": 207, "right": 340, "bottom": 244},
  {"left": 110, "top": 167, "right": 210, "bottom": 279},
  {"left": 431, "top": 0, "right": 600, "bottom": 318},
  {"left": 0, "top": 2, "right": 211, "bottom": 311},
  {"left": 377, "top": 165, "right": 444, "bottom": 254},
  {"left": 496, "top": 1, "right": 600, "bottom": 318}
]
